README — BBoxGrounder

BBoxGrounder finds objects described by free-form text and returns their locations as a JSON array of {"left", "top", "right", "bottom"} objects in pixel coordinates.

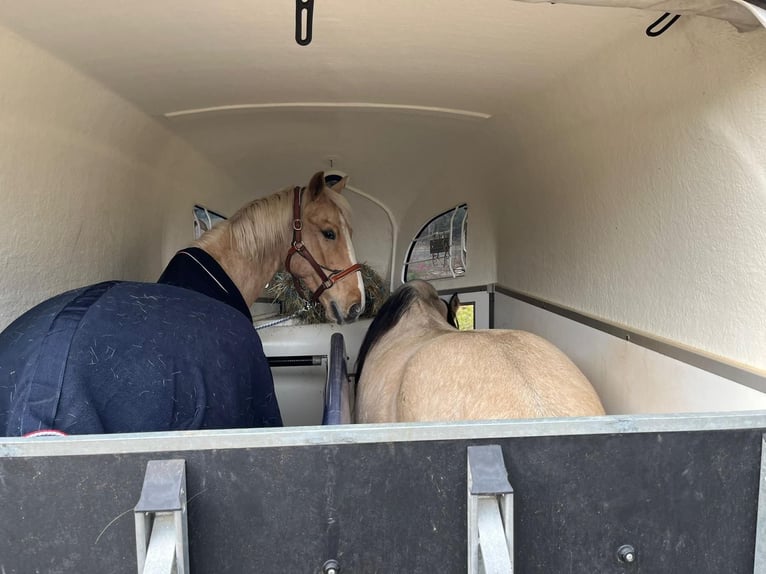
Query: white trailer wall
[
  {"left": 495, "top": 15, "right": 766, "bottom": 372},
  {"left": 0, "top": 25, "right": 243, "bottom": 330},
  {"left": 494, "top": 290, "right": 766, "bottom": 414},
  {"left": 0, "top": 3, "right": 763, "bottom": 382}
]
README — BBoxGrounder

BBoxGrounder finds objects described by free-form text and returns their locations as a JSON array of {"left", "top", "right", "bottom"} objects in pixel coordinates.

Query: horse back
[
  {"left": 0, "top": 281, "right": 281, "bottom": 436},
  {"left": 397, "top": 329, "right": 605, "bottom": 422}
]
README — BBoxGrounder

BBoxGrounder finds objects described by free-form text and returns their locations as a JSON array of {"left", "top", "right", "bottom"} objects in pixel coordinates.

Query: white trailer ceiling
[
  {"left": 0, "top": 2, "right": 652, "bottom": 113},
  {"left": 0, "top": 1, "right": 722, "bottom": 196}
]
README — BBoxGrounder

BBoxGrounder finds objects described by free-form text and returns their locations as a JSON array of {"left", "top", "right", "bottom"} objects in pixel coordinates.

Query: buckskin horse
[
  {"left": 0, "top": 171, "right": 365, "bottom": 436},
  {"left": 354, "top": 280, "right": 603, "bottom": 423}
]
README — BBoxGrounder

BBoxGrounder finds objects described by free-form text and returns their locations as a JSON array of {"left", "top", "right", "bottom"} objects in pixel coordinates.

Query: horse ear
[
  {"left": 445, "top": 292, "right": 461, "bottom": 329},
  {"left": 449, "top": 292, "right": 461, "bottom": 315},
  {"left": 308, "top": 171, "right": 325, "bottom": 199},
  {"left": 329, "top": 176, "right": 348, "bottom": 194}
]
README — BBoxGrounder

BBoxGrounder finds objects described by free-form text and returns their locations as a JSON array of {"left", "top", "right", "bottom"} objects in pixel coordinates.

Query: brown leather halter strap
[{"left": 284, "top": 186, "right": 362, "bottom": 304}]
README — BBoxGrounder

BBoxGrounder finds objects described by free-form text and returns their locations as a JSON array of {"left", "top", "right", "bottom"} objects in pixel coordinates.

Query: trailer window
[
  {"left": 193, "top": 205, "right": 227, "bottom": 239},
  {"left": 402, "top": 204, "right": 467, "bottom": 282}
]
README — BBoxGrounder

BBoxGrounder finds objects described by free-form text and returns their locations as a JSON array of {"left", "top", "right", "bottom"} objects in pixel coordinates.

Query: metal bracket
[
  {"left": 646, "top": 12, "right": 681, "bottom": 37},
  {"left": 134, "top": 459, "right": 189, "bottom": 574},
  {"left": 467, "top": 445, "right": 514, "bottom": 574},
  {"left": 295, "top": 0, "right": 314, "bottom": 46},
  {"left": 755, "top": 435, "right": 766, "bottom": 574}
]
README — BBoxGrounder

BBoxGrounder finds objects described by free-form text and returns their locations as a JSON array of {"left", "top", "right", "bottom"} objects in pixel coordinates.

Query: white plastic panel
[
  {"left": 258, "top": 319, "right": 372, "bottom": 426},
  {"left": 271, "top": 365, "right": 327, "bottom": 427},
  {"left": 258, "top": 319, "right": 372, "bottom": 368},
  {"left": 494, "top": 291, "right": 766, "bottom": 415}
]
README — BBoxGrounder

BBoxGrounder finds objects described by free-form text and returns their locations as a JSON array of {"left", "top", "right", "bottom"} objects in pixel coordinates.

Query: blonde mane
[
  {"left": 195, "top": 186, "right": 353, "bottom": 262},
  {"left": 195, "top": 187, "right": 294, "bottom": 262},
  {"left": 323, "top": 187, "right": 353, "bottom": 229}
]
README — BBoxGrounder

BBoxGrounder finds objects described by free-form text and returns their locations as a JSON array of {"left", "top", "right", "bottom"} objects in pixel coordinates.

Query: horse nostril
[{"left": 348, "top": 303, "right": 362, "bottom": 320}]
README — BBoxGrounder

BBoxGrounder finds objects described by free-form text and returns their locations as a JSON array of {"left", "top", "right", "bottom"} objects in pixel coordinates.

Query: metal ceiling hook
[
  {"left": 295, "top": 0, "right": 315, "bottom": 46},
  {"left": 646, "top": 12, "right": 681, "bottom": 37}
]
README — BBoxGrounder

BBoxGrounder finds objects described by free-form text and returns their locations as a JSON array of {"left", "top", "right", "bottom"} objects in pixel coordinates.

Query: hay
[{"left": 264, "top": 263, "right": 389, "bottom": 324}]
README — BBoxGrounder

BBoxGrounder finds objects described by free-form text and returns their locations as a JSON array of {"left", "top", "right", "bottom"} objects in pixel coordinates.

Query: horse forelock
[
  {"left": 322, "top": 187, "right": 353, "bottom": 231},
  {"left": 355, "top": 282, "right": 420, "bottom": 381}
]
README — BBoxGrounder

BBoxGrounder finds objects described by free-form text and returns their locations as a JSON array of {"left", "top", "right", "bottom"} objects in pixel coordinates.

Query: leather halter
[{"left": 284, "top": 186, "right": 362, "bottom": 304}]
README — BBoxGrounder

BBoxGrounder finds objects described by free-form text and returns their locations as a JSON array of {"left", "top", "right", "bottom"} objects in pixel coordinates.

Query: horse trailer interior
[{"left": 0, "top": 2, "right": 765, "bottom": 572}]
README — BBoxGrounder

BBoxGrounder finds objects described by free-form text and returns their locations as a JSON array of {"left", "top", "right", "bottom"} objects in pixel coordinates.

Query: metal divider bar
[
  {"left": 134, "top": 459, "right": 189, "bottom": 574},
  {"left": 323, "top": 333, "right": 350, "bottom": 425},
  {"left": 755, "top": 435, "right": 766, "bottom": 574},
  {"left": 267, "top": 355, "right": 324, "bottom": 367},
  {"left": 467, "top": 445, "right": 514, "bottom": 573}
]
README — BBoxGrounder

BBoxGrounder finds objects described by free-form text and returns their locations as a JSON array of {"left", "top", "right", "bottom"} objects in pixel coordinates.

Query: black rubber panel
[{"left": 0, "top": 428, "right": 763, "bottom": 573}]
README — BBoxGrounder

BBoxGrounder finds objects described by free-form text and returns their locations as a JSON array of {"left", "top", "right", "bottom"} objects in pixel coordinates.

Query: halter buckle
[
  {"left": 322, "top": 278, "right": 334, "bottom": 290},
  {"left": 293, "top": 219, "right": 303, "bottom": 231},
  {"left": 293, "top": 240, "right": 304, "bottom": 251}
]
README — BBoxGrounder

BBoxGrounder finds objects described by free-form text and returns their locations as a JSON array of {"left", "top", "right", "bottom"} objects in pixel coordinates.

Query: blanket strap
[{"left": 19, "top": 281, "right": 119, "bottom": 435}]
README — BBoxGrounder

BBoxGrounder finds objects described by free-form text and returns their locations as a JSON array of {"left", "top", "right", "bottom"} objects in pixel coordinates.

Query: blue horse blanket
[{"left": 0, "top": 248, "right": 282, "bottom": 436}]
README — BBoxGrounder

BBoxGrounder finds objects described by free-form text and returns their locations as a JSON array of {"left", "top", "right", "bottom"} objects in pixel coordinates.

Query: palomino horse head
[{"left": 285, "top": 171, "right": 365, "bottom": 324}]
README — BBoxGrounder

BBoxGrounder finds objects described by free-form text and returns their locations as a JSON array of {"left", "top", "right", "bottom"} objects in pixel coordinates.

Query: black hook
[
  {"left": 295, "top": 0, "right": 314, "bottom": 46},
  {"left": 646, "top": 12, "right": 681, "bottom": 37}
]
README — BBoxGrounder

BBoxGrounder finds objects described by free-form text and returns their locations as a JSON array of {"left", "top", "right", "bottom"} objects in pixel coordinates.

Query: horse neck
[
  {"left": 374, "top": 303, "right": 452, "bottom": 359},
  {"left": 193, "top": 189, "right": 293, "bottom": 307},
  {"left": 411, "top": 301, "right": 455, "bottom": 333}
]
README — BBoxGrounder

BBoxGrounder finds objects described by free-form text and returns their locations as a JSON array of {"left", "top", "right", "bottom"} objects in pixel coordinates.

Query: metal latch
[
  {"left": 134, "top": 459, "right": 189, "bottom": 574},
  {"left": 467, "top": 445, "right": 514, "bottom": 573}
]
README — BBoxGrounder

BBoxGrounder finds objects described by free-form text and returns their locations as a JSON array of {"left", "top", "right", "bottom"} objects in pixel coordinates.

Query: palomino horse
[
  {"left": 0, "top": 172, "right": 365, "bottom": 436},
  {"left": 354, "top": 280, "right": 604, "bottom": 423}
]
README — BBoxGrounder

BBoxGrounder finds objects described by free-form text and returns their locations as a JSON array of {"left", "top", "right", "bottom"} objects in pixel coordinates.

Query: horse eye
[{"left": 322, "top": 229, "right": 336, "bottom": 240}]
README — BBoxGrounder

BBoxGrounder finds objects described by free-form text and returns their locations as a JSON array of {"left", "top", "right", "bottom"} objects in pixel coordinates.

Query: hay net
[{"left": 263, "top": 263, "right": 388, "bottom": 325}]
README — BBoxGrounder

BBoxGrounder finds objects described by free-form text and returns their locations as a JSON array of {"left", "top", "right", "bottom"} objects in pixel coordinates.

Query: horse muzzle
[{"left": 331, "top": 300, "right": 363, "bottom": 324}]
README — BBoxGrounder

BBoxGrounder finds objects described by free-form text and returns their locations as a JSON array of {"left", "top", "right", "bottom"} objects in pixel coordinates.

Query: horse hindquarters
[
  {"left": 395, "top": 331, "right": 604, "bottom": 422},
  {"left": 495, "top": 330, "right": 605, "bottom": 418}
]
